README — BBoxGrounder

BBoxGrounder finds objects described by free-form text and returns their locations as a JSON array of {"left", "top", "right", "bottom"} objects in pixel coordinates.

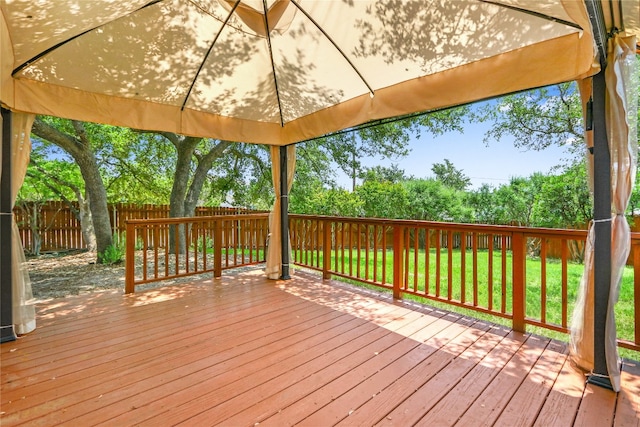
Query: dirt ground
[{"left": 26, "top": 250, "right": 213, "bottom": 300}]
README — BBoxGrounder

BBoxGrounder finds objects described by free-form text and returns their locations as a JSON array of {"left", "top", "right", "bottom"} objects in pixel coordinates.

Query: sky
[{"left": 336, "top": 117, "right": 575, "bottom": 190}]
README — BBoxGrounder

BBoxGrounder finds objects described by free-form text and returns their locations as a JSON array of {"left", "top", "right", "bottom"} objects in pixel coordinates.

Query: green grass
[{"left": 294, "top": 247, "right": 638, "bottom": 361}]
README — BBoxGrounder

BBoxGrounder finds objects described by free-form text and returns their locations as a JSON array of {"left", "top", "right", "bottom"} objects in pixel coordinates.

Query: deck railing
[
  {"left": 289, "top": 214, "right": 640, "bottom": 352},
  {"left": 122, "top": 212, "right": 638, "bottom": 352},
  {"left": 124, "top": 214, "right": 269, "bottom": 293}
]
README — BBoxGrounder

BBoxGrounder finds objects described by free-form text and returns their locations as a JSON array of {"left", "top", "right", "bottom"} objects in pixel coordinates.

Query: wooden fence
[{"left": 13, "top": 201, "right": 264, "bottom": 253}]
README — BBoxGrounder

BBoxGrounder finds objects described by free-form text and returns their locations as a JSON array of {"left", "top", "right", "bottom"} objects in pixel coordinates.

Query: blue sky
[{"left": 337, "top": 116, "right": 574, "bottom": 190}]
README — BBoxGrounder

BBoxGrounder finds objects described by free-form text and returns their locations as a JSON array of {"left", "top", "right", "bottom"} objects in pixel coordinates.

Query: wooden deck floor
[{"left": 1, "top": 268, "right": 639, "bottom": 426}]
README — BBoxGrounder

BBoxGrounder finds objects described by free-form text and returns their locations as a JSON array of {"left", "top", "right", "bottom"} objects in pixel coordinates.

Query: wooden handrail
[
  {"left": 125, "top": 213, "right": 269, "bottom": 226},
  {"left": 289, "top": 214, "right": 591, "bottom": 238},
  {"left": 124, "top": 214, "right": 269, "bottom": 293}
]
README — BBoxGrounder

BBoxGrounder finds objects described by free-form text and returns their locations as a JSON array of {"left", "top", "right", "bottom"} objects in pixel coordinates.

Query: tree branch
[
  {"left": 31, "top": 118, "right": 84, "bottom": 158},
  {"left": 30, "top": 158, "right": 84, "bottom": 218}
]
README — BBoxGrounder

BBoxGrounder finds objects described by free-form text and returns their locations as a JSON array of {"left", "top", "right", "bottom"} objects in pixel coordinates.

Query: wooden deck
[{"left": 1, "top": 269, "right": 639, "bottom": 426}]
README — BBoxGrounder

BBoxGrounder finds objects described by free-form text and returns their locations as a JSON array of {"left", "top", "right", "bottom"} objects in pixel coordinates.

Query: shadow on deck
[{"left": 1, "top": 268, "right": 639, "bottom": 426}]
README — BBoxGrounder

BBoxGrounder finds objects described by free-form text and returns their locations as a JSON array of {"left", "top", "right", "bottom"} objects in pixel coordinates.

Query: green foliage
[
  {"left": 289, "top": 156, "right": 599, "bottom": 229},
  {"left": 291, "top": 184, "right": 363, "bottom": 217},
  {"left": 403, "top": 178, "right": 472, "bottom": 222},
  {"left": 204, "top": 143, "right": 271, "bottom": 209},
  {"left": 19, "top": 157, "right": 84, "bottom": 203},
  {"left": 476, "top": 82, "right": 584, "bottom": 155},
  {"left": 303, "top": 106, "right": 467, "bottom": 190},
  {"left": 29, "top": 116, "right": 171, "bottom": 205},
  {"left": 355, "top": 180, "right": 409, "bottom": 219},
  {"left": 628, "top": 166, "right": 640, "bottom": 219},
  {"left": 467, "top": 184, "right": 500, "bottom": 224},
  {"left": 532, "top": 163, "right": 591, "bottom": 228},
  {"left": 359, "top": 164, "right": 407, "bottom": 184},
  {"left": 492, "top": 175, "right": 546, "bottom": 226},
  {"left": 98, "top": 241, "right": 125, "bottom": 265},
  {"left": 194, "top": 236, "right": 214, "bottom": 251},
  {"left": 104, "top": 130, "right": 176, "bottom": 204},
  {"left": 431, "top": 158, "right": 471, "bottom": 191}
]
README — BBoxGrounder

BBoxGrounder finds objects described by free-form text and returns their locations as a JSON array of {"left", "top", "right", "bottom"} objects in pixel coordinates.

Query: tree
[
  {"left": 477, "top": 82, "right": 584, "bottom": 156},
  {"left": 355, "top": 180, "right": 408, "bottom": 219},
  {"left": 492, "top": 175, "right": 545, "bottom": 226},
  {"left": 25, "top": 158, "right": 96, "bottom": 253},
  {"left": 291, "top": 184, "right": 363, "bottom": 217},
  {"left": 403, "top": 178, "right": 471, "bottom": 222},
  {"left": 31, "top": 117, "right": 115, "bottom": 261},
  {"left": 532, "top": 164, "right": 591, "bottom": 228},
  {"left": 18, "top": 152, "right": 88, "bottom": 254},
  {"left": 131, "top": 132, "right": 232, "bottom": 252},
  {"left": 314, "top": 107, "right": 469, "bottom": 191},
  {"left": 101, "top": 131, "right": 175, "bottom": 204},
  {"left": 360, "top": 164, "right": 407, "bottom": 184},
  {"left": 467, "top": 184, "right": 499, "bottom": 224},
  {"left": 479, "top": 77, "right": 640, "bottom": 224},
  {"left": 431, "top": 159, "right": 471, "bottom": 191}
]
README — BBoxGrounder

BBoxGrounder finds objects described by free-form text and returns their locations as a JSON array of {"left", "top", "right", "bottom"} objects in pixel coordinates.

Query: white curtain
[
  {"left": 7, "top": 112, "right": 36, "bottom": 335},
  {"left": 265, "top": 145, "right": 296, "bottom": 280},
  {"left": 570, "top": 36, "right": 637, "bottom": 392}
]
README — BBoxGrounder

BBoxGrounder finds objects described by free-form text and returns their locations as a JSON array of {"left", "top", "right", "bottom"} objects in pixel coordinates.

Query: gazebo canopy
[{"left": 2, "top": 1, "right": 638, "bottom": 145}]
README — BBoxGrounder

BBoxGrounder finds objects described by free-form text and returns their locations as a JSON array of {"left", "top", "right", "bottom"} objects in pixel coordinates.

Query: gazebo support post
[
  {"left": 584, "top": 0, "right": 613, "bottom": 390},
  {"left": 1, "top": 107, "right": 16, "bottom": 343},
  {"left": 279, "top": 145, "right": 291, "bottom": 280},
  {"left": 589, "top": 68, "right": 613, "bottom": 390}
]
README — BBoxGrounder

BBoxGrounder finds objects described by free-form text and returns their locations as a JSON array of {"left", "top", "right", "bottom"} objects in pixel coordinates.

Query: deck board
[
  {"left": 1, "top": 268, "right": 638, "bottom": 426},
  {"left": 493, "top": 340, "right": 568, "bottom": 427},
  {"left": 615, "top": 360, "right": 640, "bottom": 427},
  {"left": 348, "top": 322, "right": 508, "bottom": 427}
]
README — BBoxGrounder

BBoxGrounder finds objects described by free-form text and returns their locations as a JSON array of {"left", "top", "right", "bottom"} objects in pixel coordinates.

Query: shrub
[{"left": 98, "top": 238, "right": 125, "bottom": 265}]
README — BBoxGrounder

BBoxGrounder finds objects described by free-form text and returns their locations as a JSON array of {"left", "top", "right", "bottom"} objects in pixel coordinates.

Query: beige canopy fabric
[
  {"left": 265, "top": 144, "right": 295, "bottom": 280},
  {"left": 0, "top": 1, "right": 613, "bottom": 145},
  {"left": 570, "top": 35, "right": 638, "bottom": 392}
]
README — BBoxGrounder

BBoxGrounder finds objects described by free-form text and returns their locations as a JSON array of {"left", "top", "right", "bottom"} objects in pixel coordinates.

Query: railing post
[
  {"left": 124, "top": 220, "right": 135, "bottom": 294},
  {"left": 393, "top": 225, "right": 404, "bottom": 300},
  {"left": 512, "top": 232, "right": 526, "bottom": 332},
  {"left": 322, "top": 219, "right": 331, "bottom": 280},
  {"left": 633, "top": 239, "right": 640, "bottom": 349},
  {"left": 213, "top": 219, "right": 222, "bottom": 278}
]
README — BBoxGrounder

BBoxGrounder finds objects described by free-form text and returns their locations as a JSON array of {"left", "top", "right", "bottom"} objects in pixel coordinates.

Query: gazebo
[{"left": 1, "top": 0, "right": 638, "bottom": 392}]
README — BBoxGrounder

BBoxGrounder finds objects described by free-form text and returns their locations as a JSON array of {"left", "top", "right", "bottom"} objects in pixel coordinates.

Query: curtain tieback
[{"left": 593, "top": 217, "right": 613, "bottom": 223}]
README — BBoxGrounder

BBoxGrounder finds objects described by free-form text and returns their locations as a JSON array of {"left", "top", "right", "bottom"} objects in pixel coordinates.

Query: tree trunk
[
  {"left": 31, "top": 119, "right": 113, "bottom": 262},
  {"left": 78, "top": 197, "right": 96, "bottom": 252},
  {"left": 183, "top": 140, "right": 232, "bottom": 217},
  {"left": 163, "top": 134, "right": 231, "bottom": 254},
  {"left": 29, "top": 203, "right": 41, "bottom": 256},
  {"left": 75, "top": 154, "right": 112, "bottom": 256},
  {"left": 167, "top": 136, "right": 199, "bottom": 254}
]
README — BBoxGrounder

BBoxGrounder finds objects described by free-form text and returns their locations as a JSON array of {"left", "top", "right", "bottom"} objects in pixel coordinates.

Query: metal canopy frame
[
  {"left": 1, "top": 107, "right": 16, "bottom": 343},
  {"left": 584, "top": 0, "right": 614, "bottom": 390},
  {"left": 279, "top": 145, "right": 291, "bottom": 280}
]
